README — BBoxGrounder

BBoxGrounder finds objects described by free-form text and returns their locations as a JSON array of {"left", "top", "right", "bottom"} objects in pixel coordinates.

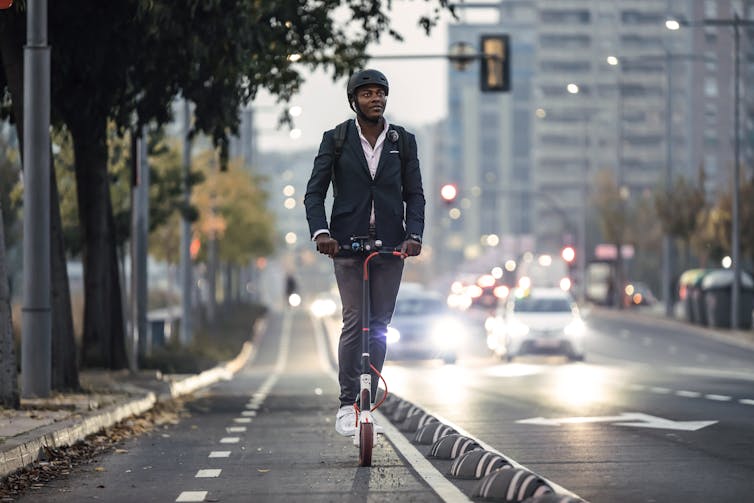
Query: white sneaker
[{"left": 335, "top": 406, "right": 356, "bottom": 436}]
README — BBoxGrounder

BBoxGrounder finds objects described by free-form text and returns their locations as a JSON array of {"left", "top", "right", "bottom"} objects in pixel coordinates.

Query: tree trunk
[
  {"left": 223, "top": 262, "right": 232, "bottom": 307},
  {"left": 206, "top": 235, "right": 217, "bottom": 323},
  {"left": 1, "top": 15, "right": 79, "bottom": 390},
  {"left": 0, "top": 200, "right": 20, "bottom": 409},
  {"left": 70, "top": 119, "right": 128, "bottom": 369},
  {"left": 50, "top": 159, "right": 80, "bottom": 389}
]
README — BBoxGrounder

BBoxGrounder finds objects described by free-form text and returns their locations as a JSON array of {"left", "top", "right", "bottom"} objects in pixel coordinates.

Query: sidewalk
[{"left": 0, "top": 341, "right": 255, "bottom": 481}]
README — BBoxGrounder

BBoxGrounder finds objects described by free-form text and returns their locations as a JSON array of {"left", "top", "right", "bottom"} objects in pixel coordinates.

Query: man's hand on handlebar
[
  {"left": 315, "top": 234, "right": 340, "bottom": 258},
  {"left": 400, "top": 239, "right": 422, "bottom": 257}
]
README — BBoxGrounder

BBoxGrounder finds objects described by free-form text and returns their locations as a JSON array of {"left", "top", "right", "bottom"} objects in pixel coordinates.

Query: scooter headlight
[{"left": 386, "top": 326, "right": 401, "bottom": 344}]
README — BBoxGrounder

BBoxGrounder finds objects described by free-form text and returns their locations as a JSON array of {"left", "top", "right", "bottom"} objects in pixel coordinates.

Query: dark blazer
[{"left": 304, "top": 119, "right": 425, "bottom": 250}]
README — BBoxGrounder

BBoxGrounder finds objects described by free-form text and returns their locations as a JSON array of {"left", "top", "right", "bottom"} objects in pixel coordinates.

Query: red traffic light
[
  {"left": 0, "top": 0, "right": 13, "bottom": 9},
  {"left": 440, "top": 183, "right": 458, "bottom": 203},
  {"left": 561, "top": 246, "right": 576, "bottom": 263}
]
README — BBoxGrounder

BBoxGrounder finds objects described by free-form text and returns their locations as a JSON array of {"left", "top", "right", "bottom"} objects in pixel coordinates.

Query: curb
[
  {"left": 0, "top": 331, "right": 259, "bottom": 481},
  {"left": 0, "top": 392, "right": 156, "bottom": 479}
]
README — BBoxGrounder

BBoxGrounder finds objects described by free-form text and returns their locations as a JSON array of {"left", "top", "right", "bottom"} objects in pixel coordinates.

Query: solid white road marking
[
  {"left": 220, "top": 437, "right": 240, "bottom": 444},
  {"left": 176, "top": 491, "right": 207, "bottom": 502},
  {"left": 208, "top": 451, "right": 231, "bottom": 458},
  {"left": 740, "top": 399, "right": 754, "bottom": 405},
  {"left": 518, "top": 412, "right": 717, "bottom": 431},
  {"left": 310, "top": 313, "right": 473, "bottom": 503},
  {"left": 196, "top": 469, "right": 222, "bottom": 478}
]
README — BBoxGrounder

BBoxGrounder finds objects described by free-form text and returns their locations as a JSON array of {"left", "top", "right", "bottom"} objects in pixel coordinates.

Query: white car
[
  {"left": 386, "top": 290, "right": 466, "bottom": 364},
  {"left": 486, "top": 288, "right": 586, "bottom": 362}
]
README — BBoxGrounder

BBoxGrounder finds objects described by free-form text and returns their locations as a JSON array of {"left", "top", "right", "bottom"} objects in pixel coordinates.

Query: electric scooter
[{"left": 348, "top": 235, "right": 406, "bottom": 466}]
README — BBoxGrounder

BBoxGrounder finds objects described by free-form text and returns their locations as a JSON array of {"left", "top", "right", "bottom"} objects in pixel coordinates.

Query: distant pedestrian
[
  {"left": 304, "top": 69, "right": 425, "bottom": 437},
  {"left": 284, "top": 274, "right": 299, "bottom": 307}
]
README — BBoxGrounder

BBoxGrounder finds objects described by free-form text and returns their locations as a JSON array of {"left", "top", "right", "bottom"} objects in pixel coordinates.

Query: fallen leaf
[
  {"left": 94, "top": 467, "right": 106, "bottom": 472},
  {"left": 115, "top": 449, "right": 128, "bottom": 454}
]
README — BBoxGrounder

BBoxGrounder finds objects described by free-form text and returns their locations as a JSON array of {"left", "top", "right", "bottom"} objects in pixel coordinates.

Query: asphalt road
[
  {"left": 19, "top": 306, "right": 754, "bottom": 502},
  {"left": 382, "top": 307, "right": 754, "bottom": 502}
]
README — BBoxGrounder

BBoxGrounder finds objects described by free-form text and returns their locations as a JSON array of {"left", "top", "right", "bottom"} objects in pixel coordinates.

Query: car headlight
[
  {"left": 563, "top": 319, "right": 585, "bottom": 337},
  {"left": 431, "top": 318, "right": 466, "bottom": 350},
  {"left": 386, "top": 326, "right": 401, "bottom": 344},
  {"left": 310, "top": 298, "right": 337, "bottom": 318}
]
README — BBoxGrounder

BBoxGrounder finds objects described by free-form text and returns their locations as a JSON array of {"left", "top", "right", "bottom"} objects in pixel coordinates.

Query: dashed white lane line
[
  {"left": 220, "top": 437, "right": 240, "bottom": 444},
  {"left": 227, "top": 426, "right": 247, "bottom": 433},
  {"left": 705, "top": 394, "right": 732, "bottom": 401},
  {"left": 234, "top": 417, "right": 252, "bottom": 423},
  {"left": 627, "top": 383, "right": 749, "bottom": 405},
  {"left": 208, "top": 451, "right": 231, "bottom": 458},
  {"left": 196, "top": 469, "right": 222, "bottom": 478},
  {"left": 241, "top": 410, "right": 256, "bottom": 416},
  {"left": 176, "top": 491, "right": 207, "bottom": 502},
  {"left": 676, "top": 390, "right": 702, "bottom": 398}
]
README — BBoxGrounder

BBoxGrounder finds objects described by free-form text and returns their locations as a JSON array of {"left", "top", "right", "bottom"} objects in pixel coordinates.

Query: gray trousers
[{"left": 333, "top": 254, "right": 404, "bottom": 408}]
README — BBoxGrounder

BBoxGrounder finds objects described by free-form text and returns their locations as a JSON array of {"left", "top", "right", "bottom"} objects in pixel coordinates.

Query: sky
[{"left": 254, "top": 3, "right": 458, "bottom": 152}]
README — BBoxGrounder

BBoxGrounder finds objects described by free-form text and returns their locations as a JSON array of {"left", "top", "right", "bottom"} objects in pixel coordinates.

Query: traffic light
[
  {"left": 480, "top": 34, "right": 510, "bottom": 92},
  {"left": 0, "top": 0, "right": 13, "bottom": 9},
  {"left": 440, "top": 183, "right": 458, "bottom": 205}
]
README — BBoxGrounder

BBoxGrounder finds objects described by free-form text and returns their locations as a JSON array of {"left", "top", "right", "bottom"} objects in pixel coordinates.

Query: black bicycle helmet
[{"left": 346, "top": 69, "right": 389, "bottom": 108}]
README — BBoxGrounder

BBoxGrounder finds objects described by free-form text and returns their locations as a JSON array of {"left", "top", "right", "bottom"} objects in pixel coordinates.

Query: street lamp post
[
  {"left": 566, "top": 83, "right": 590, "bottom": 303},
  {"left": 22, "top": 0, "right": 51, "bottom": 397},
  {"left": 667, "top": 13, "right": 754, "bottom": 330}
]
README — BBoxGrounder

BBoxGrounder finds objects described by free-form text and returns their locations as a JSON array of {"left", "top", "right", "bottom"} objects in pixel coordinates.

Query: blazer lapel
[
  {"left": 345, "top": 121, "right": 370, "bottom": 177},
  {"left": 374, "top": 129, "right": 397, "bottom": 180}
]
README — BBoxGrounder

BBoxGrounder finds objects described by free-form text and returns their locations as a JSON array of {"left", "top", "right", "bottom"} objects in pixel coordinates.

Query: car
[
  {"left": 386, "top": 290, "right": 466, "bottom": 364},
  {"left": 486, "top": 287, "right": 586, "bottom": 362},
  {"left": 623, "top": 281, "right": 657, "bottom": 307}
]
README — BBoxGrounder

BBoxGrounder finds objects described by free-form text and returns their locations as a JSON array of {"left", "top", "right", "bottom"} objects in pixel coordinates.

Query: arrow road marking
[{"left": 517, "top": 412, "right": 717, "bottom": 431}]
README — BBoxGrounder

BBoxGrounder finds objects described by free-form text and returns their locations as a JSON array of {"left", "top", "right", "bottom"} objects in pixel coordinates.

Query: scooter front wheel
[{"left": 358, "top": 422, "right": 373, "bottom": 466}]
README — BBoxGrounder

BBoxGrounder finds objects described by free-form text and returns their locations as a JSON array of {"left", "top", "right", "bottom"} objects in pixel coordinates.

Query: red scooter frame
[{"left": 348, "top": 237, "right": 405, "bottom": 466}]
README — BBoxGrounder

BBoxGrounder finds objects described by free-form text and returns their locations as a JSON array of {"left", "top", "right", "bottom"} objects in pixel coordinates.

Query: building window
[
  {"left": 704, "top": 76, "right": 718, "bottom": 97},
  {"left": 621, "top": 10, "right": 665, "bottom": 25},
  {"left": 540, "top": 9, "right": 590, "bottom": 24},
  {"left": 540, "top": 60, "right": 591, "bottom": 73},
  {"left": 539, "top": 34, "right": 590, "bottom": 49}
]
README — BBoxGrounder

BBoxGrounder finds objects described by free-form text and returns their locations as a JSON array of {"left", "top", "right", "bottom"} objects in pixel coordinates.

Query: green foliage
[
  {"left": 139, "top": 301, "right": 267, "bottom": 373},
  {"left": 41, "top": 0, "right": 452, "bottom": 156},
  {"left": 591, "top": 169, "right": 631, "bottom": 245},
  {"left": 192, "top": 151, "right": 275, "bottom": 265},
  {"left": 699, "top": 175, "right": 754, "bottom": 266},
  {"left": 0, "top": 131, "right": 21, "bottom": 250},
  {"left": 53, "top": 125, "right": 199, "bottom": 257},
  {"left": 653, "top": 170, "right": 707, "bottom": 241}
]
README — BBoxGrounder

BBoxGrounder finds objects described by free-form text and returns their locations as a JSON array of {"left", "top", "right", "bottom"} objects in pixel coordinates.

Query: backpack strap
[{"left": 330, "top": 120, "right": 350, "bottom": 198}]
